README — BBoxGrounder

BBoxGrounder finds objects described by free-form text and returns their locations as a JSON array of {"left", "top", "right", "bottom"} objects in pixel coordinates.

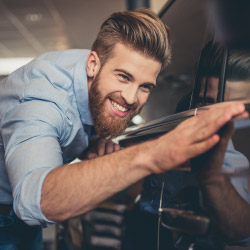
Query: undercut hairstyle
[
  {"left": 199, "top": 41, "right": 250, "bottom": 81},
  {"left": 91, "top": 9, "right": 171, "bottom": 68}
]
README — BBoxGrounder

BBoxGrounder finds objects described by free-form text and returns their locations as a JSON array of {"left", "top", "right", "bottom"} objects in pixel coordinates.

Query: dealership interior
[{"left": 1, "top": 0, "right": 250, "bottom": 249}]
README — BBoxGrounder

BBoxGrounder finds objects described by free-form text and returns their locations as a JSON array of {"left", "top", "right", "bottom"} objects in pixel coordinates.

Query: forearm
[
  {"left": 41, "top": 141, "right": 153, "bottom": 222},
  {"left": 41, "top": 102, "right": 246, "bottom": 222},
  {"left": 199, "top": 177, "right": 250, "bottom": 241}
]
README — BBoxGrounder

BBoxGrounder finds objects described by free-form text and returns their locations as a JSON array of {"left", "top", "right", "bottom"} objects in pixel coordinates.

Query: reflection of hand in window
[{"left": 191, "top": 122, "right": 250, "bottom": 243}]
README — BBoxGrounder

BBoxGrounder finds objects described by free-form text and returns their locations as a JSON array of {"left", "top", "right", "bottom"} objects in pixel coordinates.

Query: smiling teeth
[{"left": 111, "top": 100, "right": 128, "bottom": 112}]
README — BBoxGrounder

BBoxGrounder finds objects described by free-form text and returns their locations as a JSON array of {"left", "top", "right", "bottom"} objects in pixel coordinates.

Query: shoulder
[{"left": 35, "top": 49, "right": 91, "bottom": 65}]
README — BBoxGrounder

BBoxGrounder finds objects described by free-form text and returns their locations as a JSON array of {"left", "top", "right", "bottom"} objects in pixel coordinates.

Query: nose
[{"left": 121, "top": 84, "right": 138, "bottom": 105}]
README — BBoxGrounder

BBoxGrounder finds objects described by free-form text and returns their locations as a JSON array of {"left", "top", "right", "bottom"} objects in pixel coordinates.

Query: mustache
[{"left": 106, "top": 93, "right": 139, "bottom": 111}]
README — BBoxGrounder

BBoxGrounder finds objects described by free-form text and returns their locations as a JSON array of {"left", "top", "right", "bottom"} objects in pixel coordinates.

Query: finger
[
  {"left": 186, "top": 134, "right": 220, "bottom": 159},
  {"left": 97, "top": 139, "right": 106, "bottom": 156},
  {"left": 194, "top": 111, "right": 227, "bottom": 141},
  {"left": 106, "top": 141, "right": 114, "bottom": 154},
  {"left": 197, "top": 102, "right": 245, "bottom": 122},
  {"left": 199, "top": 103, "right": 244, "bottom": 127},
  {"left": 191, "top": 104, "right": 244, "bottom": 143},
  {"left": 233, "top": 111, "right": 249, "bottom": 120},
  {"left": 88, "top": 153, "right": 98, "bottom": 159},
  {"left": 213, "top": 102, "right": 245, "bottom": 118},
  {"left": 175, "top": 110, "right": 223, "bottom": 143},
  {"left": 177, "top": 107, "right": 223, "bottom": 131},
  {"left": 114, "top": 143, "right": 120, "bottom": 151}
]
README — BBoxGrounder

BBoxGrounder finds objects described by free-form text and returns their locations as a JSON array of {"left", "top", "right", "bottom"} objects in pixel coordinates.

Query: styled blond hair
[{"left": 91, "top": 9, "right": 171, "bottom": 67}]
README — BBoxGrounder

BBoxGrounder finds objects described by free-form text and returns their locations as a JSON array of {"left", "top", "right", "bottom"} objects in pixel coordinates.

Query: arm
[
  {"left": 2, "top": 101, "right": 65, "bottom": 226},
  {"left": 41, "top": 102, "right": 246, "bottom": 222},
  {"left": 191, "top": 120, "right": 250, "bottom": 242},
  {"left": 199, "top": 177, "right": 250, "bottom": 242}
]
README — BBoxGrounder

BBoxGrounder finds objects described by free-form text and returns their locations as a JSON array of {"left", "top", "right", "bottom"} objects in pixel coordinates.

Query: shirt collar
[{"left": 73, "top": 50, "right": 93, "bottom": 126}]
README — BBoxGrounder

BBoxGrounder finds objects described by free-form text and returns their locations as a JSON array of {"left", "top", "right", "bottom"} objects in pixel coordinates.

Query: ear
[{"left": 86, "top": 51, "right": 101, "bottom": 78}]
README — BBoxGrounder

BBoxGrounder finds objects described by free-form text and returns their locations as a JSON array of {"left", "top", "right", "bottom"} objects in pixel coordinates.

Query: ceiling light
[{"left": 25, "top": 13, "right": 43, "bottom": 22}]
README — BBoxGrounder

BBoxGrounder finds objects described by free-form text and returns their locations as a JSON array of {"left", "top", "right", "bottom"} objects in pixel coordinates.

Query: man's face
[
  {"left": 88, "top": 43, "right": 161, "bottom": 138},
  {"left": 198, "top": 77, "right": 219, "bottom": 106}
]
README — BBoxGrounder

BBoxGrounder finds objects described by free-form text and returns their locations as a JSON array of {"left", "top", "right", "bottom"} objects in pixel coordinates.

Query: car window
[
  {"left": 193, "top": 40, "right": 250, "bottom": 169},
  {"left": 139, "top": 0, "right": 209, "bottom": 121},
  {"left": 222, "top": 48, "right": 250, "bottom": 166},
  {"left": 225, "top": 49, "right": 250, "bottom": 101},
  {"left": 192, "top": 41, "right": 224, "bottom": 107}
]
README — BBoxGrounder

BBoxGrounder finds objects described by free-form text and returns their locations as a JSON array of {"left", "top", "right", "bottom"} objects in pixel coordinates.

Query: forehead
[
  {"left": 102, "top": 43, "right": 162, "bottom": 81},
  {"left": 225, "top": 80, "right": 250, "bottom": 100}
]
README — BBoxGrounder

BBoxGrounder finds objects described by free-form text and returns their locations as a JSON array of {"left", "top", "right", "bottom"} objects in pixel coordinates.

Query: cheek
[
  {"left": 98, "top": 82, "right": 117, "bottom": 98},
  {"left": 137, "top": 93, "right": 150, "bottom": 108},
  {"left": 100, "top": 78, "right": 121, "bottom": 94}
]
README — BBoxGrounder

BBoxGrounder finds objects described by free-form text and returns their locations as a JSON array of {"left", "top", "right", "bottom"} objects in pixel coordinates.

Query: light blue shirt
[{"left": 0, "top": 49, "right": 93, "bottom": 227}]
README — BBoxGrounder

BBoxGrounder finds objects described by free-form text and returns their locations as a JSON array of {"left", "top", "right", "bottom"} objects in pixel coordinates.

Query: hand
[
  {"left": 150, "top": 102, "right": 247, "bottom": 174},
  {"left": 190, "top": 122, "right": 234, "bottom": 182},
  {"left": 79, "top": 136, "right": 120, "bottom": 160},
  {"left": 191, "top": 109, "right": 249, "bottom": 182}
]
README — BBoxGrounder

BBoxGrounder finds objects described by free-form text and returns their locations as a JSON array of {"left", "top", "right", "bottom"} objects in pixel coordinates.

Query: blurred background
[
  {"left": 0, "top": 0, "right": 166, "bottom": 71},
  {"left": 0, "top": 0, "right": 177, "bottom": 123},
  {"left": 0, "top": 0, "right": 201, "bottom": 125}
]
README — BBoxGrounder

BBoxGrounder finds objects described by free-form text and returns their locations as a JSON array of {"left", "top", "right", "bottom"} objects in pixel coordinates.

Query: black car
[{"left": 116, "top": 1, "right": 250, "bottom": 250}]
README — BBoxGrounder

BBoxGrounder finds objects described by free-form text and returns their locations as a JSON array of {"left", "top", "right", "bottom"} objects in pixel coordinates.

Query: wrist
[{"left": 132, "top": 140, "right": 157, "bottom": 175}]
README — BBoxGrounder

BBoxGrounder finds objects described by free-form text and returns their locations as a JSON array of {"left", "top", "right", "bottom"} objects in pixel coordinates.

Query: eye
[
  {"left": 140, "top": 84, "right": 153, "bottom": 93},
  {"left": 118, "top": 74, "right": 129, "bottom": 82}
]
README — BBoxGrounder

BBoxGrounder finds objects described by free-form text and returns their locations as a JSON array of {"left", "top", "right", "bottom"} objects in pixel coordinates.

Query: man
[{"left": 0, "top": 9, "right": 247, "bottom": 249}]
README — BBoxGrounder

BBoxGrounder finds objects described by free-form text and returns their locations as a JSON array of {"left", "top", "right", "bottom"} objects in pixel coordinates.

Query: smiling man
[
  {"left": 0, "top": 9, "right": 247, "bottom": 250},
  {"left": 88, "top": 42, "right": 160, "bottom": 138}
]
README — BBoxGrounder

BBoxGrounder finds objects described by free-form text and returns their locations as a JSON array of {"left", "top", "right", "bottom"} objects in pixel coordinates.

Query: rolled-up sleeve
[{"left": 2, "top": 100, "right": 69, "bottom": 226}]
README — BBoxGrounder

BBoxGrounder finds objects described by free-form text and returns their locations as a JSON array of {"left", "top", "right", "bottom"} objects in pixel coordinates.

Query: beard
[{"left": 89, "top": 73, "right": 141, "bottom": 138}]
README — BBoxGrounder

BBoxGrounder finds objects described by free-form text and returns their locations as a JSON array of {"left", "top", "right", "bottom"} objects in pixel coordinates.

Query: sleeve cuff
[{"left": 13, "top": 167, "right": 57, "bottom": 227}]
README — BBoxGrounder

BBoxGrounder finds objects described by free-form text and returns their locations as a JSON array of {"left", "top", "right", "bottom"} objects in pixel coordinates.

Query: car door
[{"left": 118, "top": 0, "right": 250, "bottom": 249}]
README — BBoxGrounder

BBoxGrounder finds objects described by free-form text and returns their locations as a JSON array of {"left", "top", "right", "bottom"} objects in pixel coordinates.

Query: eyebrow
[{"left": 114, "top": 68, "right": 157, "bottom": 87}]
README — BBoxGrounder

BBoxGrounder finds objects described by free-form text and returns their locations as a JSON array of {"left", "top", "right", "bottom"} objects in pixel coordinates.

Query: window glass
[
  {"left": 225, "top": 49, "right": 250, "bottom": 101},
  {"left": 193, "top": 41, "right": 223, "bottom": 107},
  {"left": 139, "top": 0, "right": 209, "bottom": 122},
  {"left": 223, "top": 48, "right": 250, "bottom": 164},
  {"left": 193, "top": 42, "right": 250, "bottom": 164}
]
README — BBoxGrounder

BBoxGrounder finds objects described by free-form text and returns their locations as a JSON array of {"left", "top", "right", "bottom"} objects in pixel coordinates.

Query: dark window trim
[
  {"left": 158, "top": 0, "right": 176, "bottom": 18},
  {"left": 191, "top": 45, "right": 229, "bottom": 107},
  {"left": 217, "top": 48, "right": 228, "bottom": 102},
  {"left": 190, "top": 52, "right": 205, "bottom": 109}
]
